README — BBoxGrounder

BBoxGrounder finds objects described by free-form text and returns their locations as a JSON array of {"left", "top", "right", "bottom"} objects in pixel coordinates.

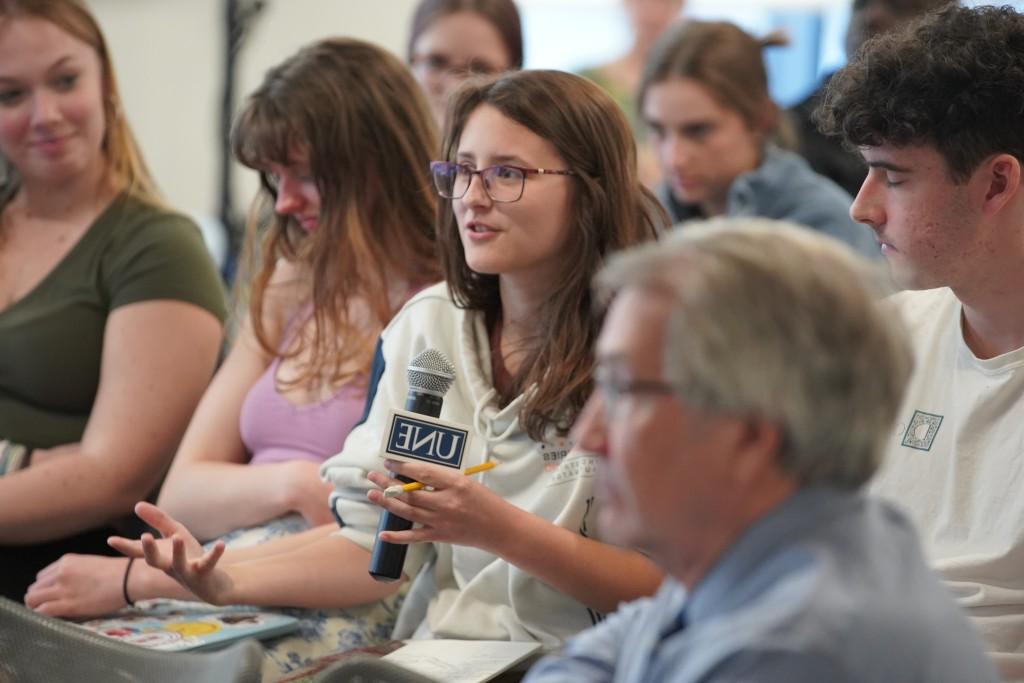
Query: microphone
[{"left": 369, "top": 348, "right": 457, "bottom": 582}]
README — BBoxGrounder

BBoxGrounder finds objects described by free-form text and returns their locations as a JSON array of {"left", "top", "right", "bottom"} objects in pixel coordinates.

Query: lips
[
  {"left": 466, "top": 220, "right": 499, "bottom": 234},
  {"left": 30, "top": 133, "right": 70, "bottom": 145},
  {"left": 30, "top": 134, "right": 72, "bottom": 154},
  {"left": 670, "top": 174, "right": 702, "bottom": 194}
]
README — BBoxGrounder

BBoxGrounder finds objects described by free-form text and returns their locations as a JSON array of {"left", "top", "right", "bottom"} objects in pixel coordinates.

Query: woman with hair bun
[{"left": 640, "top": 19, "right": 878, "bottom": 257}]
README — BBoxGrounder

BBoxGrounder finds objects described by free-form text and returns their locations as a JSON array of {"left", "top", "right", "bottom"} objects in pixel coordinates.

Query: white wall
[
  {"left": 84, "top": 0, "right": 855, "bottom": 244},
  {"left": 86, "top": 0, "right": 419, "bottom": 252}
]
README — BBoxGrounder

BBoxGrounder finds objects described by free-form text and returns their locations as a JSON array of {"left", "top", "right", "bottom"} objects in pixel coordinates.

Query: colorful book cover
[{"left": 77, "top": 603, "right": 299, "bottom": 652}]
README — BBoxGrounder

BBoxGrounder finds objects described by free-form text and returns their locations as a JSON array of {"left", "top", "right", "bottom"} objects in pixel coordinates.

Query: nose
[
  {"left": 274, "top": 176, "right": 304, "bottom": 216},
  {"left": 571, "top": 392, "right": 608, "bottom": 459},
  {"left": 664, "top": 134, "right": 695, "bottom": 174},
  {"left": 849, "top": 175, "right": 885, "bottom": 231},
  {"left": 460, "top": 171, "right": 492, "bottom": 209},
  {"left": 29, "top": 90, "right": 61, "bottom": 128}
]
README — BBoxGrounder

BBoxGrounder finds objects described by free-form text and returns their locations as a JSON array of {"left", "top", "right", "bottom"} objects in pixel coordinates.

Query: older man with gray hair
[{"left": 524, "top": 219, "right": 998, "bottom": 683}]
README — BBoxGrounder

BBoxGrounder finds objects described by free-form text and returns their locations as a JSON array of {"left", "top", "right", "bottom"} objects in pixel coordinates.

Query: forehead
[
  {"left": 597, "top": 288, "right": 674, "bottom": 375},
  {"left": 456, "top": 103, "right": 564, "bottom": 165},
  {"left": 859, "top": 143, "right": 952, "bottom": 175},
  {"left": 642, "top": 77, "right": 739, "bottom": 125},
  {"left": 0, "top": 16, "right": 96, "bottom": 79},
  {"left": 412, "top": 11, "right": 510, "bottom": 66}
]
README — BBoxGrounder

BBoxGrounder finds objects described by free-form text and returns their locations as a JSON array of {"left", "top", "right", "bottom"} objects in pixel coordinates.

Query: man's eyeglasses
[
  {"left": 430, "top": 161, "right": 575, "bottom": 203},
  {"left": 593, "top": 367, "right": 682, "bottom": 417}
]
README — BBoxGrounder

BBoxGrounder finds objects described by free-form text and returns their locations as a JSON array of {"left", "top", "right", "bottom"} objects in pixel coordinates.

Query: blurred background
[{"left": 82, "top": 0, "right": 1024, "bottom": 271}]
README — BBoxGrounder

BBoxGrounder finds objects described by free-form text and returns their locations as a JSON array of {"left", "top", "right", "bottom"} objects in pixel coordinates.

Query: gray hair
[{"left": 596, "top": 218, "right": 912, "bottom": 489}]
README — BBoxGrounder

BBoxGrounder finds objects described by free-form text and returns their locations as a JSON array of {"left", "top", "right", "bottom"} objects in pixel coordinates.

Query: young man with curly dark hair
[
  {"left": 817, "top": 5, "right": 1024, "bottom": 679},
  {"left": 789, "top": 0, "right": 953, "bottom": 197}
]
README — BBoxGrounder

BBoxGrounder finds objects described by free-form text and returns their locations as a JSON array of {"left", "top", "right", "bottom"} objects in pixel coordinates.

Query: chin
[
  {"left": 671, "top": 187, "right": 702, "bottom": 206},
  {"left": 462, "top": 254, "right": 503, "bottom": 276}
]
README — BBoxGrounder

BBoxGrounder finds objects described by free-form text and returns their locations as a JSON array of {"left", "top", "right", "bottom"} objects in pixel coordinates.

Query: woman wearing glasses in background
[
  {"left": 407, "top": 0, "right": 522, "bottom": 128},
  {"left": 108, "top": 69, "right": 668, "bottom": 652}
]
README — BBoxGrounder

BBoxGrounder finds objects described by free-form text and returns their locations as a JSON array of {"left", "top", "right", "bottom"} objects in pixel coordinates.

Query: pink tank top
[{"left": 239, "top": 355, "right": 366, "bottom": 466}]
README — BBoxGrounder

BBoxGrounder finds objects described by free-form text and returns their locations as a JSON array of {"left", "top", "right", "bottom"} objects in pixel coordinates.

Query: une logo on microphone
[{"left": 382, "top": 410, "right": 471, "bottom": 469}]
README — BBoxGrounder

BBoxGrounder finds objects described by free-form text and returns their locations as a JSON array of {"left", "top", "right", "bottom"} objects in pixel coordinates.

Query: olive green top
[{"left": 0, "top": 193, "right": 227, "bottom": 449}]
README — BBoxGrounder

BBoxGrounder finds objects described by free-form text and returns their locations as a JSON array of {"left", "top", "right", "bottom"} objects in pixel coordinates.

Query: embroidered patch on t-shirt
[{"left": 901, "top": 410, "right": 944, "bottom": 451}]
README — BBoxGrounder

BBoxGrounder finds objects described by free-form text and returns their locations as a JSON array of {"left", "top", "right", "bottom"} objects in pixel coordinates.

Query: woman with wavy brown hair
[
  {"left": 27, "top": 37, "right": 440, "bottom": 675},
  {"left": 106, "top": 69, "right": 668, "bottom": 653}
]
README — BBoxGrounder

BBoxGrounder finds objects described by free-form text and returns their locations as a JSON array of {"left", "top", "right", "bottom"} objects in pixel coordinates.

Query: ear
[
  {"left": 728, "top": 416, "right": 784, "bottom": 486},
  {"left": 978, "top": 153, "right": 1022, "bottom": 215}
]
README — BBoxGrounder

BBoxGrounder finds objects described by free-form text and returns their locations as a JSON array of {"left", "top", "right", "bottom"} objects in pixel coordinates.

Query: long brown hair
[
  {"left": 234, "top": 38, "right": 440, "bottom": 389},
  {"left": 438, "top": 70, "right": 666, "bottom": 439},
  {"left": 0, "top": 0, "right": 160, "bottom": 205}
]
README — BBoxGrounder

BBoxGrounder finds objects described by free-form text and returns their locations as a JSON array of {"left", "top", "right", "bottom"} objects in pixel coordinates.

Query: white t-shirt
[
  {"left": 872, "top": 286, "right": 1024, "bottom": 659},
  {"left": 321, "top": 282, "right": 606, "bottom": 648}
]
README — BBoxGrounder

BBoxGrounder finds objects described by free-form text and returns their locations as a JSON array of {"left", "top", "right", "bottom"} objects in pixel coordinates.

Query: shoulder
[
  {"left": 97, "top": 194, "right": 212, "bottom": 268},
  {"left": 769, "top": 147, "right": 850, "bottom": 200},
  {"left": 383, "top": 281, "right": 459, "bottom": 333},
  {"left": 101, "top": 193, "right": 202, "bottom": 241},
  {"left": 734, "top": 148, "right": 879, "bottom": 255},
  {"left": 736, "top": 147, "right": 851, "bottom": 218},
  {"left": 377, "top": 281, "right": 470, "bottom": 361},
  {"left": 738, "top": 496, "right": 989, "bottom": 681},
  {"left": 99, "top": 194, "right": 227, "bottom": 319}
]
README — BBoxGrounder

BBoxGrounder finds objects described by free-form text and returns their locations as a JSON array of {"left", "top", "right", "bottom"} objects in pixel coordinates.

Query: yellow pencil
[{"left": 382, "top": 461, "right": 497, "bottom": 498}]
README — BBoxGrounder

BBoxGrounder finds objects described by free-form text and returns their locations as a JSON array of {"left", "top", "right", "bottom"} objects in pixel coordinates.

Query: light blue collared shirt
[{"left": 524, "top": 487, "right": 999, "bottom": 683}]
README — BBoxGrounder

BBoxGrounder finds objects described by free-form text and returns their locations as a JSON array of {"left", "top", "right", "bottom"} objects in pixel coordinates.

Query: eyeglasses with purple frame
[{"left": 430, "top": 161, "right": 575, "bottom": 203}]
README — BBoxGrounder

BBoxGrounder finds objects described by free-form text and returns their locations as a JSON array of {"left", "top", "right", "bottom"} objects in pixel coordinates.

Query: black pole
[{"left": 218, "top": 0, "right": 266, "bottom": 285}]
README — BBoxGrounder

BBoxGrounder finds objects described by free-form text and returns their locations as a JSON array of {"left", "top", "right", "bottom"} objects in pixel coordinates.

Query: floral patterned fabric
[{"left": 140, "top": 515, "right": 404, "bottom": 682}]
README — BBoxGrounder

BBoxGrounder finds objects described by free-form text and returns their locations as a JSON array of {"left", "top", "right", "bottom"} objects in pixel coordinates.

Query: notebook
[
  {"left": 77, "top": 602, "right": 299, "bottom": 652},
  {"left": 382, "top": 640, "right": 542, "bottom": 683},
  {"left": 276, "top": 639, "right": 542, "bottom": 683}
]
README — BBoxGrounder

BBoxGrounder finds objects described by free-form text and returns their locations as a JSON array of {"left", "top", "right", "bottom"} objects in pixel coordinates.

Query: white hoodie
[{"left": 321, "top": 282, "right": 605, "bottom": 648}]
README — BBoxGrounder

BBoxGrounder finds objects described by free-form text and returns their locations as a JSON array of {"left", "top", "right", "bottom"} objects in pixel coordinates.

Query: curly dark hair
[{"left": 816, "top": 4, "right": 1024, "bottom": 182}]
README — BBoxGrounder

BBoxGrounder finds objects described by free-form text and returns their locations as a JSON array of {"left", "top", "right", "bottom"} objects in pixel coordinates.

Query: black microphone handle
[
  {"left": 368, "top": 389, "right": 443, "bottom": 582},
  {"left": 405, "top": 391, "right": 442, "bottom": 419}
]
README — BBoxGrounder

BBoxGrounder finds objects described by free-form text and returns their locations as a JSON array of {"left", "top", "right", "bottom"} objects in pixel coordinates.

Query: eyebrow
[
  {"left": 48, "top": 56, "right": 75, "bottom": 71},
  {"left": 0, "top": 55, "right": 76, "bottom": 83},
  {"left": 864, "top": 160, "right": 913, "bottom": 173},
  {"left": 455, "top": 152, "right": 531, "bottom": 166}
]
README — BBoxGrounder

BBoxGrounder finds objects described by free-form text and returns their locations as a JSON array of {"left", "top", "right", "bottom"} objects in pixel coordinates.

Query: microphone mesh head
[{"left": 407, "top": 348, "right": 456, "bottom": 397}]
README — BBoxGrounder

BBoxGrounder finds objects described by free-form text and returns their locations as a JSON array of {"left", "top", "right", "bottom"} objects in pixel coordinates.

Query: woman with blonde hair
[
  {"left": 0, "top": 0, "right": 226, "bottom": 599},
  {"left": 27, "top": 37, "right": 441, "bottom": 676},
  {"left": 101, "top": 69, "right": 668, "bottom": 653}
]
